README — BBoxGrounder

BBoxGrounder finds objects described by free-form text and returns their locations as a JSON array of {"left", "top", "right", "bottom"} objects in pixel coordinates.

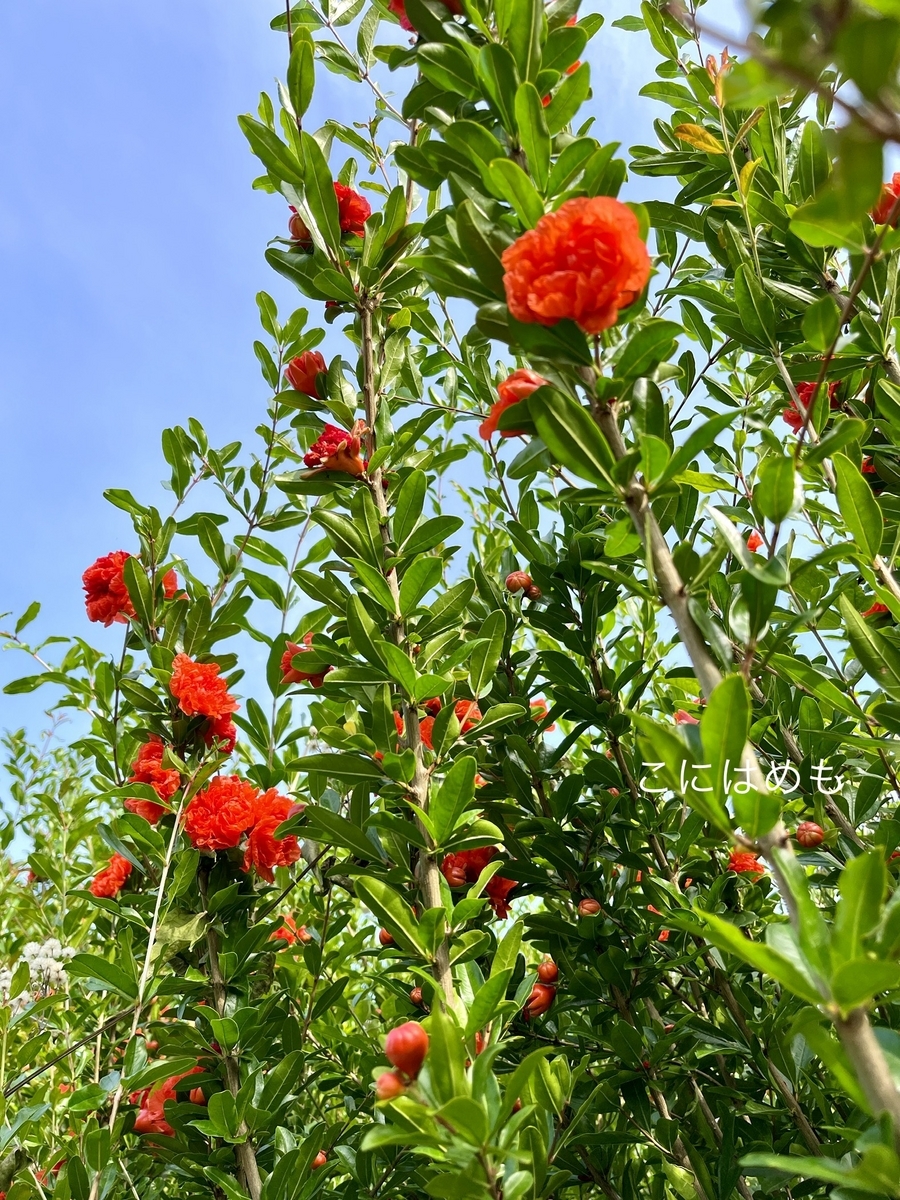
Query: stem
[
  {"left": 834, "top": 1007, "right": 900, "bottom": 1134},
  {"left": 359, "top": 303, "right": 455, "bottom": 1005},
  {"left": 199, "top": 865, "right": 264, "bottom": 1200}
]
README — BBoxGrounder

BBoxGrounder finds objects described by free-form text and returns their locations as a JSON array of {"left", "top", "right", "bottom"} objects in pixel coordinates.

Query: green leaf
[
  {"left": 733, "top": 264, "right": 776, "bottom": 349},
  {"left": 348, "top": 558, "right": 397, "bottom": 615},
  {"left": 469, "top": 610, "right": 506, "bottom": 699},
  {"left": 756, "top": 454, "right": 797, "bottom": 523},
  {"left": 527, "top": 386, "right": 616, "bottom": 486},
  {"left": 615, "top": 320, "right": 681, "bottom": 379},
  {"left": 831, "top": 959, "right": 900, "bottom": 1009},
  {"left": 301, "top": 131, "right": 342, "bottom": 256},
  {"left": 698, "top": 913, "right": 823, "bottom": 1005},
  {"left": 381, "top": 642, "right": 418, "bottom": 696},
  {"left": 802, "top": 295, "right": 841, "bottom": 351},
  {"left": 833, "top": 451, "right": 884, "bottom": 560},
  {"left": 289, "top": 752, "right": 384, "bottom": 780},
  {"left": 67, "top": 954, "right": 139, "bottom": 1000},
  {"left": 417, "top": 42, "right": 480, "bottom": 99},
  {"left": 399, "top": 556, "right": 443, "bottom": 616},
  {"left": 393, "top": 469, "right": 427, "bottom": 547},
  {"left": 700, "top": 675, "right": 756, "bottom": 817},
  {"left": 303, "top": 805, "right": 382, "bottom": 861},
  {"left": 477, "top": 44, "right": 519, "bottom": 130},
  {"left": 356, "top": 877, "right": 426, "bottom": 956},
  {"left": 514, "top": 83, "right": 551, "bottom": 190},
  {"left": 839, "top": 594, "right": 900, "bottom": 700},
  {"left": 431, "top": 756, "right": 478, "bottom": 844},
  {"left": 287, "top": 31, "right": 315, "bottom": 119},
  {"left": 544, "top": 61, "right": 591, "bottom": 136},
  {"left": 487, "top": 158, "right": 545, "bottom": 227},
  {"left": 238, "top": 115, "right": 305, "bottom": 186},
  {"left": 507, "top": 0, "right": 542, "bottom": 80},
  {"left": 632, "top": 714, "right": 730, "bottom": 832},
  {"left": 832, "top": 850, "right": 887, "bottom": 965}
]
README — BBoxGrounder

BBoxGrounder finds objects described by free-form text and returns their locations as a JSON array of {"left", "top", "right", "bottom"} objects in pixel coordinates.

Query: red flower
[
  {"left": 334, "top": 183, "right": 371, "bottom": 236},
  {"left": 82, "top": 551, "right": 177, "bottom": 626},
  {"left": 90, "top": 853, "right": 133, "bottom": 898},
  {"left": 170, "top": 653, "right": 239, "bottom": 721},
  {"left": 501, "top": 197, "right": 651, "bottom": 335},
  {"left": 673, "top": 709, "right": 699, "bottom": 725},
  {"left": 530, "top": 698, "right": 556, "bottom": 731},
  {"left": 132, "top": 1067, "right": 204, "bottom": 1137},
  {"left": 727, "top": 850, "right": 764, "bottom": 877},
  {"left": 281, "top": 631, "right": 333, "bottom": 687},
  {"left": 304, "top": 421, "right": 367, "bottom": 476},
  {"left": 479, "top": 369, "right": 549, "bottom": 440},
  {"left": 125, "top": 739, "right": 181, "bottom": 824},
  {"left": 441, "top": 847, "right": 516, "bottom": 917},
  {"left": 647, "top": 904, "right": 670, "bottom": 941},
  {"left": 285, "top": 351, "right": 327, "bottom": 398},
  {"left": 523, "top": 982, "right": 556, "bottom": 1020},
  {"left": 388, "top": 0, "right": 460, "bottom": 31},
  {"left": 243, "top": 791, "right": 302, "bottom": 882},
  {"left": 203, "top": 714, "right": 237, "bottom": 754},
  {"left": 873, "top": 173, "right": 900, "bottom": 225},
  {"left": 183, "top": 775, "right": 258, "bottom": 851},
  {"left": 746, "top": 531, "right": 763, "bottom": 553},
  {"left": 485, "top": 873, "right": 517, "bottom": 919},
  {"left": 385, "top": 1021, "right": 429, "bottom": 1079},
  {"left": 782, "top": 381, "right": 839, "bottom": 431},
  {"left": 862, "top": 601, "right": 891, "bottom": 618},
  {"left": 272, "top": 916, "right": 312, "bottom": 945},
  {"left": 455, "top": 700, "right": 482, "bottom": 731}
]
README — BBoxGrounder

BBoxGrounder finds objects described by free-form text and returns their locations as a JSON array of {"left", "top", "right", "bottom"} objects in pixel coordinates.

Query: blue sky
[{"left": 0, "top": 0, "right": 714, "bottom": 735}]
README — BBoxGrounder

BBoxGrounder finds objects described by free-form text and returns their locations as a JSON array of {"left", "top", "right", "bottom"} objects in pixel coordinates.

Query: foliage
[{"left": 6, "top": 0, "right": 900, "bottom": 1197}]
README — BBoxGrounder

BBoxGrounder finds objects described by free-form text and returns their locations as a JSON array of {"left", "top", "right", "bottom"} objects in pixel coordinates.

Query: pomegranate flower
[
  {"left": 782, "top": 381, "right": 839, "bottom": 432},
  {"left": 82, "top": 551, "right": 177, "bottom": 626},
  {"left": 304, "top": 421, "right": 367, "bottom": 476},
  {"left": 281, "top": 631, "right": 333, "bottom": 687},
  {"left": 727, "top": 850, "right": 764, "bottom": 878},
  {"left": 441, "top": 847, "right": 517, "bottom": 918},
  {"left": 90, "top": 853, "right": 133, "bottom": 899},
  {"left": 873, "top": 172, "right": 900, "bottom": 225},
  {"left": 479, "top": 369, "right": 549, "bottom": 440},
  {"left": 501, "top": 197, "right": 651, "bottom": 334},
  {"left": 285, "top": 351, "right": 327, "bottom": 398},
  {"left": 125, "top": 739, "right": 180, "bottom": 824},
  {"left": 170, "top": 654, "right": 239, "bottom": 721}
]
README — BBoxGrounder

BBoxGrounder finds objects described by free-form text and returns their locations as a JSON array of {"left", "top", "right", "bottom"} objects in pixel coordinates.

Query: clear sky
[{"left": 0, "top": 0, "right": 710, "bottom": 735}]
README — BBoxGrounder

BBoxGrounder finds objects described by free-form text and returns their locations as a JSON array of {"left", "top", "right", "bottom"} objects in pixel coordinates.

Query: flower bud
[
  {"left": 505, "top": 571, "right": 533, "bottom": 593},
  {"left": 796, "top": 821, "right": 825, "bottom": 849},
  {"left": 523, "top": 982, "right": 556, "bottom": 1021},
  {"left": 375, "top": 1070, "right": 406, "bottom": 1101},
  {"left": 537, "top": 957, "right": 559, "bottom": 983}
]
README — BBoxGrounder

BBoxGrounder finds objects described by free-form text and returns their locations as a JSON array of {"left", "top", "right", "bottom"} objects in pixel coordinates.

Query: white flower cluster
[
  {"left": 21, "top": 938, "right": 75, "bottom": 988},
  {"left": 0, "top": 938, "right": 75, "bottom": 1012}
]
